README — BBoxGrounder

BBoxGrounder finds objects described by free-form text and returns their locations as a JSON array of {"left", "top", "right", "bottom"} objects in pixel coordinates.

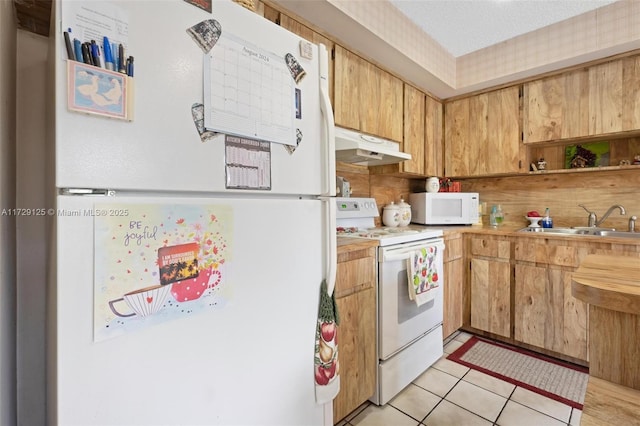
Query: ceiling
[{"left": 389, "top": 0, "right": 619, "bottom": 57}]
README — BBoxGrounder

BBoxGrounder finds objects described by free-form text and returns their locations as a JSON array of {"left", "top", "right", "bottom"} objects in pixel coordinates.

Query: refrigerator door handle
[
  {"left": 318, "top": 44, "right": 336, "bottom": 197},
  {"left": 320, "top": 196, "right": 337, "bottom": 295}
]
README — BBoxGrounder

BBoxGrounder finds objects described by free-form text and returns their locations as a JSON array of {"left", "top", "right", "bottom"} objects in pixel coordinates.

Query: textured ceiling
[{"left": 389, "top": 0, "right": 619, "bottom": 57}]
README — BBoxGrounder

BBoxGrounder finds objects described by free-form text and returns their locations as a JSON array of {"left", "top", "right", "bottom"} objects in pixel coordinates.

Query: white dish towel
[{"left": 407, "top": 247, "right": 440, "bottom": 307}]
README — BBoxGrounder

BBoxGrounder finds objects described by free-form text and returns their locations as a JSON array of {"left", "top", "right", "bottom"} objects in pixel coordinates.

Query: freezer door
[
  {"left": 54, "top": 0, "right": 333, "bottom": 196},
  {"left": 50, "top": 195, "right": 331, "bottom": 425}
]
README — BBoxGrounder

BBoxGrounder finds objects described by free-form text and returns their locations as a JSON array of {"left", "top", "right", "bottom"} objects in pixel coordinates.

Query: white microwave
[{"left": 409, "top": 192, "right": 479, "bottom": 225}]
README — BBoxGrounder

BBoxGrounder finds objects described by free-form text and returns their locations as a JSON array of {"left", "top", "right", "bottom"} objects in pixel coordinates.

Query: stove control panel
[{"left": 335, "top": 197, "right": 379, "bottom": 219}]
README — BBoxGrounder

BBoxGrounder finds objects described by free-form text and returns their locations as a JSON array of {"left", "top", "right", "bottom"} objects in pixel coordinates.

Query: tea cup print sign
[{"left": 94, "top": 203, "right": 233, "bottom": 342}]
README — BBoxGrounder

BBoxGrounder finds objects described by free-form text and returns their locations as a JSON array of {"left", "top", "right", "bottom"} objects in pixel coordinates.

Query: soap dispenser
[{"left": 542, "top": 208, "right": 553, "bottom": 228}]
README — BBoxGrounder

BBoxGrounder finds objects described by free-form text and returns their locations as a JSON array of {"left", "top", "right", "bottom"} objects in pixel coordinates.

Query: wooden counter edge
[{"left": 571, "top": 254, "right": 640, "bottom": 314}]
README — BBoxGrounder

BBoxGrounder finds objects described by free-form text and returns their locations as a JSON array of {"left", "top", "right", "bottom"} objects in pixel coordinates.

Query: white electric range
[
  {"left": 335, "top": 197, "right": 445, "bottom": 405},
  {"left": 336, "top": 197, "right": 443, "bottom": 245}
]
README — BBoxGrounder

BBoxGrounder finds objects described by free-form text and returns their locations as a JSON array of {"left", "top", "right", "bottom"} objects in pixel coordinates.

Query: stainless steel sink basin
[
  {"left": 518, "top": 226, "right": 640, "bottom": 239},
  {"left": 518, "top": 227, "right": 591, "bottom": 235},
  {"left": 591, "top": 230, "right": 640, "bottom": 239}
]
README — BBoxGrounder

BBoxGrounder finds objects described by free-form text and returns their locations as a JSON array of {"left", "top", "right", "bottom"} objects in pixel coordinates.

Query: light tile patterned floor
[{"left": 337, "top": 332, "right": 583, "bottom": 426}]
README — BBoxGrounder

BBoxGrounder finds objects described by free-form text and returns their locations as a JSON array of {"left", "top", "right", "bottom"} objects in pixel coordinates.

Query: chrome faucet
[
  {"left": 578, "top": 204, "right": 597, "bottom": 227},
  {"left": 579, "top": 204, "right": 626, "bottom": 227}
]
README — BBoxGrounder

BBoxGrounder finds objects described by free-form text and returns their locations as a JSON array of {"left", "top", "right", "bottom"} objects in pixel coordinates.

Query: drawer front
[
  {"left": 335, "top": 256, "right": 375, "bottom": 297},
  {"left": 443, "top": 234, "right": 463, "bottom": 262},
  {"left": 470, "top": 237, "right": 510, "bottom": 259},
  {"left": 514, "top": 241, "right": 579, "bottom": 267}
]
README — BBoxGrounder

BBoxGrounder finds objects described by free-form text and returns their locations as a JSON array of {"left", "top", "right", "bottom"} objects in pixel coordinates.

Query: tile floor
[{"left": 337, "top": 332, "right": 583, "bottom": 426}]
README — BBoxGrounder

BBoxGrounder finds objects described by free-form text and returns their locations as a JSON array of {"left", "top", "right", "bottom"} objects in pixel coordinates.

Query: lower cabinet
[
  {"left": 333, "top": 244, "right": 377, "bottom": 424},
  {"left": 513, "top": 264, "right": 588, "bottom": 361},
  {"left": 468, "top": 235, "right": 511, "bottom": 338},
  {"left": 443, "top": 233, "right": 464, "bottom": 338}
]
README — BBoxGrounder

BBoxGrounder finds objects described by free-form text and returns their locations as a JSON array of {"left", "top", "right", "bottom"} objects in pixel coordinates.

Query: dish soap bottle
[
  {"left": 542, "top": 208, "right": 553, "bottom": 228},
  {"left": 495, "top": 205, "right": 504, "bottom": 226},
  {"left": 490, "top": 205, "right": 498, "bottom": 227}
]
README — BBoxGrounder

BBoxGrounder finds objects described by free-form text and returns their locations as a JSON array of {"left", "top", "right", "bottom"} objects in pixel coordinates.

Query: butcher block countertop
[{"left": 572, "top": 254, "right": 640, "bottom": 314}]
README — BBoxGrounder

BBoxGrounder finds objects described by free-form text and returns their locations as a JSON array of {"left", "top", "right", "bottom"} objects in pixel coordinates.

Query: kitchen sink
[
  {"left": 518, "top": 227, "right": 592, "bottom": 235},
  {"left": 518, "top": 227, "right": 640, "bottom": 239},
  {"left": 591, "top": 230, "right": 640, "bottom": 239}
]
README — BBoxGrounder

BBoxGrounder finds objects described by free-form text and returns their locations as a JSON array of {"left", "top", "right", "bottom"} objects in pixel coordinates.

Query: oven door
[{"left": 378, "top": 238, "right": 445, "bottom": 360}]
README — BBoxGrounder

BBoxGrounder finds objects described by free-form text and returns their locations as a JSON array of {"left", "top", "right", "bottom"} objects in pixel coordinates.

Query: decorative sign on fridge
[
  {"left": 94, "top": 203, "right": 233, "bottom": 342},
  {"left": 203, "top": 30, "right": 296, "bottom": 146}
]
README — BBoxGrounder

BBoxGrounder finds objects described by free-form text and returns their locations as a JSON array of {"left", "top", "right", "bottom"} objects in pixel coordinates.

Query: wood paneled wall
[
  {"left": 337, "top": 162, "right": 640, "bottom": 231},
  {"left": 462, "top": 169, "right": 640, "bottom": 230}
]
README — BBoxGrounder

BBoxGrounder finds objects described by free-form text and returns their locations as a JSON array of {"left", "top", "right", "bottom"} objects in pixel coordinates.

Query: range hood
[{"left": 334, "top": 126, "right": 412, "bottom": 166}]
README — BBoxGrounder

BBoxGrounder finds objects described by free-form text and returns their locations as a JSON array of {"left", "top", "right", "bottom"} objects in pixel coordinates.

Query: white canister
[
  {"left": 382, "top": 202, "right": 401, "bottom": 227},
  {"left": 397, "top": 198, "right": 411, "bottom": 226},
  {"left": 425, "top": 177, "right": 440, "bottom": 193}
]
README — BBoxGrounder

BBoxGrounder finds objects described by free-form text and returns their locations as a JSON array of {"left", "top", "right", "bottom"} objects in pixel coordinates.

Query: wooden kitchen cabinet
[
  {"left": 524, "top": 55, "right": 640, "bottom": 144},
  {"left": 514, "top": 264, "right": 587, "bottom": 361},
  {"left": 443, "top": 232, "right": 464, "bottom": 338},
  {"left": 512, "top": 238, "right": 590, "bottom": 362},
  {"left": 333, "top": 243, "right": 377, "bottom": 424},
  {"left": 444, "top": 86, "right": 523, "bottom": 177},
  {"left": 369, "top": 89, "right": 443, "bottom": 177},
  {"left": 333, "top": 45, "right": 403, "bottom": 142},
  {"left": 468, "top": 235, "right": 511, "bottom": 338}
]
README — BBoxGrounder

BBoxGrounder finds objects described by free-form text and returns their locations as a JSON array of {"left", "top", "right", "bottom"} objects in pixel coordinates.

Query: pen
[
  {"left": 118, "top": 44, "right": 126, "bottom": 74},
  {"left": 81, "top": 43, "right": 91, "bottom": 64},
  {"left": 127, "top": 56, "right": 134, "bottom": 77},
  {"left": 73, "top": 39, "right": 82, "bottom": 63},
  {"left": 63, "top": 31, "right": 75, "bottom": 61},
  {"left": 90, "top": 40, "right": 101, "bottom": 68},
  {"left": 103, "top": 36, "right": 114, "bottom": 71}
]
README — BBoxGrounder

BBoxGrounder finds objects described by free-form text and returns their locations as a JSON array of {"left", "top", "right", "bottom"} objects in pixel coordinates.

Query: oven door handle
[{"left": 381, "top": 241, "right": 445, "bottom": 262}]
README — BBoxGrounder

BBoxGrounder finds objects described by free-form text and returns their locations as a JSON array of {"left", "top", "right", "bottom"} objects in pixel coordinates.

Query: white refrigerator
[{"left": 48, "top": 1, "right": 337, "bottom": 425}]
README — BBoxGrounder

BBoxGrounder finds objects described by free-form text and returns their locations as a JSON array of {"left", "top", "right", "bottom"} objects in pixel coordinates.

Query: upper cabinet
[
  {"left": 524, "top": 56, "right": 640, "bottom": 144},
  {"left": 424, "top": 94, "right": 444, "bottom": 177},
  {"left": 444, "top": 86, "right": 523, "bottom": 177},
  {"left": 279, "top": 14, "right": 334, "bottom": 107},
  {"left": 334, "top": 45, "right": 403, "bottom": 142},
  {"left": 369, "top": 86, "right": 443, "bottom": 177},
  {"left": 401, "top": 84, "right": 426, "bottom": 175}
]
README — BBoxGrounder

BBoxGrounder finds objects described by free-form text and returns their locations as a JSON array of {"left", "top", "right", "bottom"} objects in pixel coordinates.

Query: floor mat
[{"left": 447, "top": 336, "right": 589, "bottom": 409}]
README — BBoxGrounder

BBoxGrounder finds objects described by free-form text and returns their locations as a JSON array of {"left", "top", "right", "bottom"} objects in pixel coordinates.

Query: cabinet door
[
  {"left": 333, "top": 287, "right": 376, "bottom": 423},
  {"left": 402, "top": 84, "right": 426, "bottom": 175},
  {"left": 424, "top": 94, "right": 443, "bottom": 177},
  {"left": 443, "top": 233, "right": 463, "bottom": 338},
  {"left": 523, "top": 69, "right": 590, "bottom": 143},
  {"left": 514, "top": 264, "right": 588, "bottom": 361},
  {"left": 485, "top": 87, "right": 522, "bottom": 174},
  {"left": 334, "top": 46, "right": 403, "bottom": 142},
  {"left": 334, "top": 46, "right": 362, "bottom": 132},
  {"left": 443, "top": 257, "right": 464, "bottom": 338},
  {"left": 445, "top": 87, "right": 521, "bottom": 177},
  {"left": 444, "top": 97, "right": 470, "bottom": 176},
  {"left": 470, "top": 258, "right": 511, "bottom": 338},
  {"left": 279, "top": 14, "right": 334, "bottom": 106}
]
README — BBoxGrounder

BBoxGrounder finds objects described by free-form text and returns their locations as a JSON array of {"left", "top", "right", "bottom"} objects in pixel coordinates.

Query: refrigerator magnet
[
  {"left": 191, "top": 103, "right": 218, "bottom": 143},
  {"left": 187, "top": 19, "right": 222, "bottom": 53},
  {"left": 299, "top": 40, "right": 313, "bottom": 60},
  {"left": 295, "top": 88, "right": 301, "bottom": 119},
  {"left": 285, "top": 53, "right": 306, "bottom": 84},
  {"left": 284, "top": 129, "right": 302, "bottom": 155}
]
